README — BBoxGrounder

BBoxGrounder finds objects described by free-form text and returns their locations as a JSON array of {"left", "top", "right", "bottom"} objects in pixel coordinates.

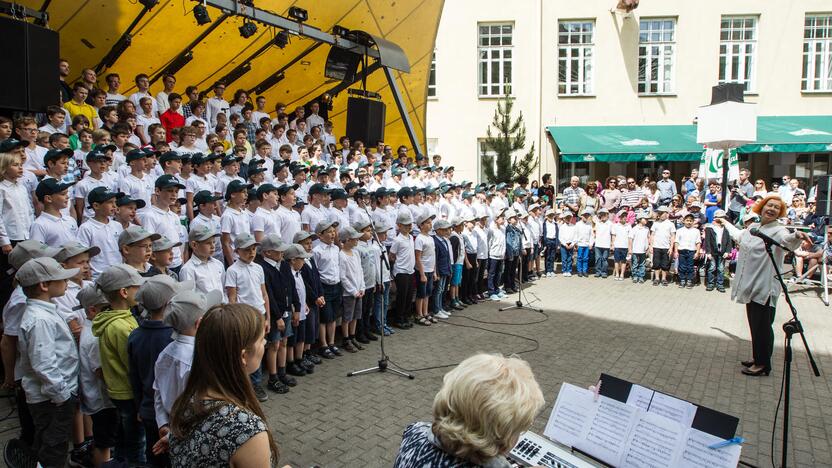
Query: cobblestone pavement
[{"left": 1, "top": 276, "right": 830, "bottom": 467}]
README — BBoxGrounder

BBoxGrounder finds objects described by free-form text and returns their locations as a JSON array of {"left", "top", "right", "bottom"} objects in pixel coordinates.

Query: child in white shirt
[
  {"left": 558, "top": 213, "right": 576, "bottom": 277},
  {"left": 675, "top": 214, "right": 702, "bottom": 289},
  {"left": 628, "top": 215, "right": 650, "bottom": 282},
  {"left": 575, "top": 212, "right": 594, "bottom": 277},
  {"left": 338, "top": 226, "right": 365, "bottom": 352},
  {"left": 611, "top": 213, "right": 631, "bottom": 281},
  {"left": 593, "top": 209, "right": 613, "bottom": 278}
]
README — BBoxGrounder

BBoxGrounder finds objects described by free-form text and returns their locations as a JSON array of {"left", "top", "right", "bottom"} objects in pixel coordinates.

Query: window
[
  {"left": 428, "top": 52, "right": 437, "bottom": 98},
  {"left": 795, "top": 153, "right": 830, "bottom": 189},
  {"left": 478, "top": 23, "right": 513, "bottom": 97},
  {"left": 478, "top": 139, "right": 497, "bottom": 183},
  {"left": 719, "top": 16, "right": 757, "bottom": 92},
  {"left": 802, "top": 14, "right": 832, "bottom": 92},
  {"left": 638, "top": 18, "right": 676, "bottom": 94},
  {"left": 558, "top": 21, "right": 595, "bottom": 95}
]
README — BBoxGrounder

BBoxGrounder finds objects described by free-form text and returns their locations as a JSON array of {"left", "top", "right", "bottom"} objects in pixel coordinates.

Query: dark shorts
[
  {"left": 289, "top": 319, "right": 306, "bottom": 345},
  {"left": 320, "top": 283, "right": 342, "bottom": 323},
  {"left": 652, "top": 248, "right": 671, "bottom": 271},
  {"left": 614, "top": 248, "right": 628, "bottom": 262},
  {"left": 416, "top": 275, "right": 434, "bottom": 298},
  {"left": 90, "top": 407, "right": 119, "bottom": 449},
  {"left": 305, "top": 306, "right": 319, "bottom": 343},
  {"left": 268, "top": 316, "right": 292, "bottom": 342}
]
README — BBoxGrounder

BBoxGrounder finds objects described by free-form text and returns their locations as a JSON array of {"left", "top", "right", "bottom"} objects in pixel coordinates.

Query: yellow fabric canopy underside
[{"left": 23, "top": 0, "right": 442, "bottom": 151}]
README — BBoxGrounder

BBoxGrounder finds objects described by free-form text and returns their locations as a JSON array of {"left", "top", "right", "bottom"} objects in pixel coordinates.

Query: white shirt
[
  {"left": 220, "top": 206, "right": 251, "bottom": 245},
  {"left": 339, "top": 250, "right": 365, "bottom": 297},
  {"left": 390, "top": 232, "right": 415, "bottom": 275},
  {"left": 79, "top": 318, "right": 113, "bottom": 415},
  {"left": 53, "top": 280, "right": 88, "bottom": 327},
  {"left": 118, "top": 173, "right": 154, "bottom": 211},
  {"left": 76, "top": 218, "right": 124, "bottom": 277},
  {"left": 190, "top": 213, "right": 223, "bottom": 261},
  {"left": 140, "top": 205, "right": 185, "bottom": 267},
  {"left": 559, "top": 223, "right": 576, "bottom": 246},
  {"left": 629, "top": 225, "right": 650, "bottom": 254},
  {"left": 75, "top": 173, "right": 118, "bottom": 221},
  {"left": 313, "top": 242, "right": 341, "bottom": 285},
  {"left": 206, "top": 97, "right": 230, "bottom": 127},
  {"left": 250, "top": 206, "right": 280, "bottom": 237},
  {"left": 179, "top": 255, "right": 227, "bottom": 300},
  {"left": 488, "top": 225, "right": 506, "bottom": 259},
  {"left": 129, "top": 91, "right": 158, "bottom": 116},
  {"left": 415, "top": 233, "right": 436, "bottom": 273},
  {"left": 0, "top": 179, "right": 34, "bottom": 244},
  {"left": 29, "top": 211, "right": 78, "bottom": 249},
  {"left": 612, "top": 223, "right": 631, "bottom": 249},
  {"left": 136, "top": 113, "right": 160, "bottom": 142},
  {"left": 23, "top": 145, "right": 48, "bottom": 173},
  {"left": 292, "top": 268, "right": 309, "bottom": 320},
  {"left": 594, "top": 220, "right": 613, "bottom": 249},
  {"left": 153, "top": 334, "right": 194, "bottom": 428},
  {"left": 301, "top": 204, "right": 328, "bottom": 232},
  {"left": 214, "top": 173, "right": 243, "bottom": 198},
  {"left": 156, "top": 91, "right": 172, "bottom": 115},
  {"left": 474, "top": 225, "right": 489, "bottom": 260},
  {"left": 225, "top": 259, "right": 266, "bottom": 312},
  {"left": 544, "top": 220, "right": 558, "bottom": 240},
  {"left": 275, "top": 205, "right": 301, "bottom": 244},
  {"left": 185, "top": 173, "right": 214, "bottom": 195},
  {"left": 575, "top": 220, "right": 594, "bottom": 247},
  {"left": 650, "top": 219, "right": 676, "bottom": 249},
  {"left": 675, "top": 226, "right": 701, "bottom": 251}
]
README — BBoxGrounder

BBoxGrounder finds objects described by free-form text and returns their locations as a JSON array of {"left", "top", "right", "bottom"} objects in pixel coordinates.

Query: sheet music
[
  {"left": 625, "top": 384, "right": 654, "bottom": 411},
  {"left": 648, "top": 392, "right": 697, "bottom": 427},
  {"left": 574, "top": 397, "right": 639, "bottom": 466},
  {"left": 620, "top": 411, "right": 685, "bottom": 467},
  {"left": 544, "top": 383, "right": 597, "bottom": 447},
  {"left": 676, "top": 429, "right": 742, "bottom": 468}
]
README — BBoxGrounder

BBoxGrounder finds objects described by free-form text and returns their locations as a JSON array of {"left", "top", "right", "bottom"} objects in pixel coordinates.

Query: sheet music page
[
  {"left": 676, "top": 429, "right": 741, "bottom": 468},
  {"left": 574, "top": 396, "right": 638, "bottom": 466},
  {"left": 626, "top": 384, "right": 654, "bottom": 411},
  {"left": 619, "top": 411, "right": 686, "bottom": 467},
  {"left": 544, "top": 383, "right": 597, "bottom": 447},
  {"left": 648, "top": 392, "right": 697, "bottom": 427}
]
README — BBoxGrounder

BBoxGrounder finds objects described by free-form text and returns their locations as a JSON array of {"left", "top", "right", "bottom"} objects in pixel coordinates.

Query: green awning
[
  {"left": 547, "top": 124, "right": 703, "bottom": 163},
  {"left": 738, "top": 115, "right": 832, "bottom": 154}
]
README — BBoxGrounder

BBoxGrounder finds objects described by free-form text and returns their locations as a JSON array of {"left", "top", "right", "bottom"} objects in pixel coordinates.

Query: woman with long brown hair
[{"left": 168, "top": 303, "right": 280, "bottom": 467}]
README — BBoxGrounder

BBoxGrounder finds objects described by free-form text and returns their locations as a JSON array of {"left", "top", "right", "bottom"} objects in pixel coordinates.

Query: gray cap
[
  {"left": 528, "top": 203, "right": 541, "bottom": 212},
  {"left": 396, "top": 211, "right": 413, "bottom": 225},
  {"left": 118, "top": 225, "right": 161, "bottom": 246},
  {"left": 96, "top": 264, "right": 146, "bottom": 293},
  {"left": 433, "top": 219, "right": 452, "bottom": 230},
  {"left": 260, "top": 233, "right": 291, "bottom": 252},
  {"left": 234, "top": 232, "right": 259, "bottom": 250},
  {"left": 164, "top": 289, "right": 222, "bottom": 332},
  {"left": 284, "top": 244, "right": 312, "bottom": 260},
  {"left": 15, "top": 257, "right": 79, "bottom": 287},
  {"left": 656, "top": 206, "right": 670, "bottom": 213},
  {"left": 450, "top": 216, "right": 465, "bottom": 226},
  {"left": 75, "top": 285, "right": 108, "bottom": 311},
  {"left": 374, "top": 220, "right": 391, "bottom": 232},
  {"left": 292, "top": 230, "right": 316, "bottom": 243},
  {"left": 339, "top": 226, "right": 363, "bottom": 241},
  {"left": 136, "top": 275, "right": 194, "bottom": 311},
  {"left": 55, "top": 241, "right": 101, "bottom": 263},
  {"left": 352, "top": 219, "right": 372, "bottom": 231},
  {"left": 545, "top": 209, "right": 556, "bottom": 217},
  {"left": 189, "top": 224, "right": 220, "bottom": 242},
  {"left": 8, "top": 240, "right": 60, "bottom": 271},
  {"left": 597, "top": 208, "right": 609, "bottom": 215},
  {"left": 713, "top": 209, "right": 727, "bottom": 219},
  {"left": 504, "top": 209, "right": 517, "bottom": 219},
  {"left": 315, "top": 219, "right": 339, "bottom": 234},
  {"left": 416, "top": 212, "right": 435, "bottom": 226},
  {"left": 152, "top": 236, "right": 182, "bottom": 252}
]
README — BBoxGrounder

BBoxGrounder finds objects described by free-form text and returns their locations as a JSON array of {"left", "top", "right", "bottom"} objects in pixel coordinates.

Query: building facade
[{"left": 426, "top": 0, "right": 832, "bottom": 190}]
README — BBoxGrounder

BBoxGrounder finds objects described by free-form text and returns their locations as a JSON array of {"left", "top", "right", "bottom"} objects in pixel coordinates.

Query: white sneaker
[
  {"left": 490, "top": 294, "right": 501, "bottom": 301},
  {"left": 434, "top": 311, "right": 449, "bottom": 319},
  {"left": 563, "top": 272, "right": 572, "bottom": 277}
]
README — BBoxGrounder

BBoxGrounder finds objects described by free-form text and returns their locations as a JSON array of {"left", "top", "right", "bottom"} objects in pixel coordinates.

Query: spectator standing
[
  {"left": 128, "top": 74, "right": 158, "bottom": 117},
  {"left": 728, "top": 168, "right": 754, "bottom": 223},
  {"left": 206, "top": 83, "right": 230, "bottom": 127},
  {"left": 562, "top": 176, "right": 585, "bottom": 214},
  {"left": 656, "top": 169, "right": 677, "bottom": 206},
  {"left": 620, "top": 178, "right": 644, "bottom": 210},
  {"left": 156, "top": 74, "right": 177, "bottom": 116},
  {"left": 601, "top": 177, "right": 621, "bottom": 212}
]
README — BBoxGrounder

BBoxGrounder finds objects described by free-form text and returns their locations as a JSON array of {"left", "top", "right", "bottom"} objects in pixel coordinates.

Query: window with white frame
[
  {"left": 719, "top": 16, "right": 757, "bottom": 92},
  {"left": 428, "top": 52, "right": 437, "bottom": 97},
  {"left": 478, "top": 23, "right": 513, "bottom": 97},
  {"left": 478, "top": 139, "right": 498, "bottom": 183},
  {"left": 802, "top": 14, "right": 832, "bottom": 92},
  {"left": 638, "top": 18, "right": 676, "bottom": 94},
  {"left": 558, "top": 21, "right": 595, "bottom": 95}
]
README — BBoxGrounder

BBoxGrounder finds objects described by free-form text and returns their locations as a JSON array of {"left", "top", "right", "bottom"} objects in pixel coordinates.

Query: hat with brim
[
  {"left": 352, "top": 220, "right": 372, "bottom": 232},
  {"left": 234, "top": 233, "right": 259, "bottom": 250},
  {"left": 164, "top": 289, "right": 223, "bottom": 332},
  {"left": 159, "top": 151, "right": 183, "bottom": 164},
  {"left": 0, "top": 138, "right": 27, "bottom": 153},
  {"left": 339, "top": 226, "right": 363, "bottom": 240},
  {"left": 188, "top": 224, "right": 220, "bottom": 242},
  {"left": 118, "top": 226, "right": 161, "bottom": 247},
  {"left": 329, "top": 189, "right": 347, "bottom": 200},
  {"left": 194, "top": 190, "right": 223, "bottom": 206},
  {"left": 277, "top": 183, "right": 299, "bottom": 195},
  {"left": 451, "top": 217, "right": 465, "bottom": 226},
  {"left": 87, "top": 187, "right": 124, "bottom": 207},
  {"left": 136, "top": 275, "right": 194, "bottom": 311},
  {"left": 155, "top": 175, "right": 186, "bottom": 190},
  {"left": 315, "top": 219, "right": 339, "bottom": 234},
  {"left": 15, "top": 257, "right": 79, "bottom": 288},
  {"left": 225, "top": 180, "right": 254, "bottom": 200},
  {"left": 116, "top": 195, "right": 146, "bottom": 209},
  {"left": 713, "top": 209, "right": 727, "bottom": 219},
  {"left": 75, "top": 285, "right": 108, "bottom": 310},
  {"left": 8, "top": 240, "right": 61, "bottom": 271},
  {"left": 416, "top": 213, "right": 435, "bottom": 226},
  {"left": 433, "top": 219, "right": 452, "bottom": 230},
  {"left": 55, "top": 241, "right": 101, "bottom": 263},
  {"left": 396, "top": 211, "right": 413, "bottom": 225},
  {"left": 742, "top": 212, "right": 760, "bottom": 223},
  {"left": 95, "top": 264, "right": 146, "bottom": 293},
  {"left": 85, "top": 150, "right": 111, "bottom": 162},
  {"left": 43, "top": 148, "right": 73, "bottom": 165},
  {"left": 36, "top": 178, "right": 76, "bottom": 200},
  {"left": 125, "top": 149, "right": 147, "bottom": 163},
  {"left": 260, "top": 233, "right": 291, "bottom": 252},
  {"left": 152, "top": 236, "right": 182, "bottom": 252},
  {"left": 284, "top": 244, "right": 312, "bottom": 260}
]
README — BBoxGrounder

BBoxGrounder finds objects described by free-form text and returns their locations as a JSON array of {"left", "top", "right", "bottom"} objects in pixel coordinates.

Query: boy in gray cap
[
  {"left": 118, "top": 226, "right": 161, "bottom": 275},
  {"left": 179, "top": 224, "right": 227, "bottom": 300},
  {"left": 147, "top": 236, "right": 182, "bottom": 280},
  {"left": 16, "top": 257, "right": 80, "bottom": 467}
]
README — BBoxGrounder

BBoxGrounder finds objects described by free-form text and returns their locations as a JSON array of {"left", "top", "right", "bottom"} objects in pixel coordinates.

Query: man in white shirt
[
  {"left": 139, "top": 175, "right": 187, "bottom": 271},
  {"left": 252, "top": 96, "right": 270, "bottom": 126},
  {"left": 156, "top": 74, "right": 177, "bottom": 116},
  {"left": 206, "top": 82, "right": 230, "bottom": 127},
  {"left": 104, "top": 73, "right": 127, "bottom": 106},
  {"left": 305, "top": 102, "right": 325, "bottom": 132},
  {"left": 128, "top": 73, "right": 158, "bottom": 116}
]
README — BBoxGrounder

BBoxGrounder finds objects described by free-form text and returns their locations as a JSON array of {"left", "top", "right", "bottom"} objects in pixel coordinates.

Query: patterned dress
[{"left": 393, "top": 422, "right": 512, "bottom": 468}]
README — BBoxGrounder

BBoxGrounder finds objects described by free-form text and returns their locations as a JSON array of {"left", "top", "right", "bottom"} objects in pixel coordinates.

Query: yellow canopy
[{"left": 24, "top": 0, "right": 442, "bottom": 151}]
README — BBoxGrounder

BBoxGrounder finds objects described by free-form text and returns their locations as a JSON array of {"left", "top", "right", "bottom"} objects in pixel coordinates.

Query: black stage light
[
  {"left": 254, "top": 72, "right": 285, "bottom": 95},
  {"left": 332, "top": 25, "right": 350, "bottom": 37},
  {"left": 139, "top": 0, "right": 159, "bottom": 8},
  {"left": 288, "top": 7, "right": 308, "bottom": 22},
  {"left": 239, "top": 21, "right": 258, "bottom": 39},
  {"left": 193, "top": 4, "right": 211, "bottom": 25},
  {"left": 164, "top": 51, "right": 194, "bottom": 76},
  {"left": 274, "top": 30, "right": 290, "bottom": 49}
]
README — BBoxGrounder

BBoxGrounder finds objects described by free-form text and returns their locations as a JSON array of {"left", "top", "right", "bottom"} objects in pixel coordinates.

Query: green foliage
[{"left": 481, "top": 93, "right": 538, "bottom": 184}]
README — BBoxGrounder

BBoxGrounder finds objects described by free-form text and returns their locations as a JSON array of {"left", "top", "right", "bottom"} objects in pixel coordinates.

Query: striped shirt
[{"left": 620, "top": 188, "right": 645, "bottom": 209}]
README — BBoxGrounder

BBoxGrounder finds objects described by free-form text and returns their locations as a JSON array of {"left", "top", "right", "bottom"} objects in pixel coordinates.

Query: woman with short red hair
[{"left": 716, "top": 194, "right": 811, "bottom": 376}]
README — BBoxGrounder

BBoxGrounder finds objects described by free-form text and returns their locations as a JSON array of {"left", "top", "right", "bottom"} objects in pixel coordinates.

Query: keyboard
[{"left": 508, "top": 431, "right": 600, "bottom": 468}]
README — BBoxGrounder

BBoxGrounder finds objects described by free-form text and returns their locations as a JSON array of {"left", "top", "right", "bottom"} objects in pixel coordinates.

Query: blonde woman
[{"left": 394, "top": 353, "right": 544, "bottom": 467}]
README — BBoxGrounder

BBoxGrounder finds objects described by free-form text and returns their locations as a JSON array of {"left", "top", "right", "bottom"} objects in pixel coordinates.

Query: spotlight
[
  {"left": 274, "top": 30, "right": 289, "bottom": 49},
  {"left": 332, "top": 25, "right": 350, "bottom": 37},
  {"left": 239, "top": 21, "right": 257, "bottom": 39},
  {"left": 253, "top": 72, "right": 285, "bottom": 95},
  {"left": 193, "top": 4, "right": 211, "bottom": 25},
  {"left": 288, "top": 6, "right": 308, "bottom": 22},
  {"left": 138, "top": 0, "right": 159, "bottom": 8},
  {"left": 164, "top": 51, "right": 194, "bottom": 77}
]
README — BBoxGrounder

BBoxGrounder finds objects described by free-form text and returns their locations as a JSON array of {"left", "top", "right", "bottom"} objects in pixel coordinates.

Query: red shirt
[{"left": 159, "top": 109, "right": 185, "bottom": 142}]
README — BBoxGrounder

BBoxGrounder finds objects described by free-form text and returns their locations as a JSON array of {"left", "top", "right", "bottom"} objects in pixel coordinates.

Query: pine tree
[{"left": 481, "top": 93, "right": 538, "bottom": 184}]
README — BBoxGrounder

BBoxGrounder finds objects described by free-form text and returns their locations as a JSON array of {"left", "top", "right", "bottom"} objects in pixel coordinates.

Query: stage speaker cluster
[
  {"left": 0, "top": 16, "right": 60, "bottom": 112},
  {"left": 346, "top": 97, "right": 385, "bottom": 146}
]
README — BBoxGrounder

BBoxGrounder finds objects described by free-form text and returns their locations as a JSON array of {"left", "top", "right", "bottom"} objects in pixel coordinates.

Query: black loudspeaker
[
  {"left": 710, "top": 83, "right": 745, "bottom": 105},
  {"left": 816, "top": 175, "right": 832, "bottom": 218},
  {"left": 324, "top": 47, "right": 361, "bottom": 83},
  {"left": 0, "top": 16, "right": 60, "bottom": 112},
  {"left": 346, "top": 97, "right": 385, "bottom": 146}
]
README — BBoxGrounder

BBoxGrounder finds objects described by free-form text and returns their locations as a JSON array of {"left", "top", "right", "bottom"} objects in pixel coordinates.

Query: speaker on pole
[
  {"left": 346, "top": 97, "right": 385, "bottom": 146},
  {"left": 0, "top": 16, "right": 60, "bottom": 113},
  {"left": 815, "top": 175, "right": 832, "bottom": 218}
]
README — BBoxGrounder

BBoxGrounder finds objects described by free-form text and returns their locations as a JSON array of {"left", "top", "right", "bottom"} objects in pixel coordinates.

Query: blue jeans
[
  {"left": 707, "top": 255, "right": 725, "bottom": 287},
  {"left": 373, "top": 281, "right": 391, "bottom": 328},
  {"left": 250, "top": 367, "right": 262, "bottom": 387},
  {"left": 487, "top": 259, "right": 503, "bottom": 295},
  {"left": 678, "top": 249, "right": 696, "bottom": 282},
  {"left": 560, "top": 247, "right": 573, "bottom": 273},
  {"left": 632, "top": 253, "right": 647, "bottom": 279},
  {"left": 544, "top": 239, "right": 559, "bottom": 273},
  {"left": 434, "top": 275, "right": 448, "bottom": 311},
  {"left": 576, "top": 246, "right": 590, "bottom": 274},
  {"left": 112, "top": 399, "right": 146, "bottom": 465},
  {"left": 594, "top": 247, "right": 609, "bottom": 276}
]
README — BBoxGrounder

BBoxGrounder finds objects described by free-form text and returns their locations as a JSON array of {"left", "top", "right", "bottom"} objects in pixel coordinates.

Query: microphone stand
[
  {"left": 500, "top": 223, "right": 543, "bottom": 313},
  {"left": 347, "top": 205, "right": 415, "bottom": 379},
  {"left": 761, "top": 239, "right": 820, "bottom": 468}
]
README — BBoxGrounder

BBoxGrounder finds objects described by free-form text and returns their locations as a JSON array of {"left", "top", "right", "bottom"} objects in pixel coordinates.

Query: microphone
[{"left": 750, "top": 227, "right": 793, "bottom": 252}]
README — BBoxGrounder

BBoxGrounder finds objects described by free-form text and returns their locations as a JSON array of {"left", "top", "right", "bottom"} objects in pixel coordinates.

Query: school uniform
[
  {"left": 190, "top": 213, "right": 223, "bottom": 261},
  {"left": 300, "top": 257, "right": 323, "bottom": 344},
  {"left": 118, "top": 173, "right": 154, "bottom": 212},
  {"left": 558, "top": 222, "right": 576, "bottom": 275},
  {"left": 29, "top": 211, "right": 79, "bottom": 249},
  {"left": 140, "top": 205, "right": 185, "bottom": 268},
  {"left": 251, "top": 207, "right": 280, "bottom": 238},
  {"left": 390, "top": 232, "right": 415, "bottom": 326},
  {"left": 179, "top": 255, "right": 227, "bottom": 301},
  {"left": 461, "top": 228, "right": 478, "bottom": 303},
  {"left": 276, "top": 205, "right": 301, "bottom": 244},
  {"left": 76, "top": 218, "right": 124, "bottom": 277},
  {"left": 703, "top": 223, "right": 733, "bottom": 289},
  {"left": 79, "top": 317, "right": 116, "bottom": 452},
  {"left": 650, "top": 219, "right": 676, "bottom": 272},
  {"left": 629, "top": 225, "right": 650, "bottom": 281},
  {"left": 220, "top": 206, "right": 251, "bottom": 259},
  {"left": 313, "top": 242, "right": 342, "bottom": 324},
  {"left": 258, "top": 257, "right": 296, "bottom": 343},
  {"left": 301, "top": 203, "right": 327, "bottom": 233},
  {"left": 594, "top": 220, "right": 613, "bottom": 277},
  {"left": 355, "top": 240, "right": 378, "bottom": 339},
  {"left": 612, "top": 223, "right": 631, "bottom": 263},
  {"left": 414, "top": 233, "right": 436, "bottom": 299},
  {"left": 339, "top": 250, "right": 365, "bottom": 323},
  {"left": 574, "top": 220, "right": 593, "bottom": 276},
  {"left": 284, "top": 262, "right": 309, "bottom": 351},
  {"left": 675, "top": 226, "right": 701, "bottom": 285},
  {"left": 225, "top": 259, "right": 266, "bottom": 312},
  {"left": 486, "top": 225, "right": 505, "bottom": 296},
  {"left": 473, "top": 225, "right": 489, "bottom": 293},
  {"left": 543, "top": 219, "right": 559, "bottom": 274},
  {"left": 153, "top": 334, "right": 194, "bottom": 430},
  {"left": 75, "top": 174, "right": 118, "bottom": 221}
]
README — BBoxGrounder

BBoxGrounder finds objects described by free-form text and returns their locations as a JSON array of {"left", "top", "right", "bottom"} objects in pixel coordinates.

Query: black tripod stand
[
  {"left": 763, "top": 241, "right": 820, "bottom": 468},
  {"left": 500, "top": 239, "right": 543, "bottom": 313},
  {"left": 347, "top": 207, "right": 414, "bottom": 379}
]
